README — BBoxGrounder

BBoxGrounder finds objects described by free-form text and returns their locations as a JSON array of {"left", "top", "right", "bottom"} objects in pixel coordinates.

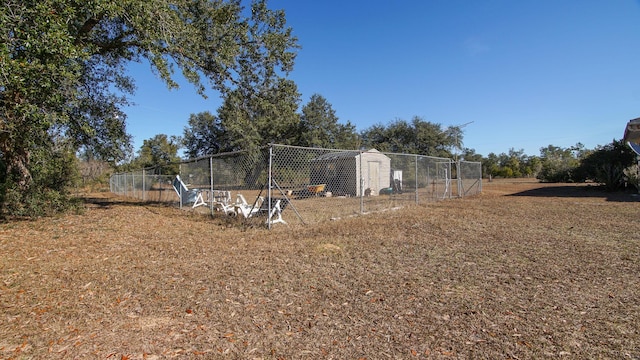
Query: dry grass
[{"left": 1, "top": 179, "right": 639, "bottom": 359}]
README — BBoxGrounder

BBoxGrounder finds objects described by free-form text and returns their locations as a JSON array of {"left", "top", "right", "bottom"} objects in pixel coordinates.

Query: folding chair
[
  {"left": 235, "top": 194, "right": 287, "bottom": 225},
  {"left": 234, "top": 194, "right": 264, "bottom": 218},
  {"left": 211, "top": 190, "right": 235, "bottom": 215},
  {"left": 172, "top": 175, "right": 207, "bottom": 208},
  {"left": 263, "top": 198, "right": 288, "bottom": 225}
]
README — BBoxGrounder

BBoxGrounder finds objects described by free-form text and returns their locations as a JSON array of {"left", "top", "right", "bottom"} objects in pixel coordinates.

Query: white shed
[{"left": 310, "top": 149, "right": 391, "bottom": 196}]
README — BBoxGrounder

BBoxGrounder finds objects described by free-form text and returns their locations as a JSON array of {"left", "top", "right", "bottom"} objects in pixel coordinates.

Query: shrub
[
  {"left": 573, "top": 140, "right": 635, "bottom": 190},
  {"left": 1, "top": 141, "right": 82, "bottom": 218}
]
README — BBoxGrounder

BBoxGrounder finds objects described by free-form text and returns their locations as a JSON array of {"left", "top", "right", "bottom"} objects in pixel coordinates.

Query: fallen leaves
[{"left": 0, "top": 184, "right": 639, "bottom": 358}]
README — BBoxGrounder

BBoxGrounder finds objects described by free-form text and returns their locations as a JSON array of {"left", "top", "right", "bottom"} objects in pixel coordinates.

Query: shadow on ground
[
  {"left": 82, "top": 196, "right": 174, "bottom": 209},
  {"left": 508, "top": 185, "right": 640, "bottom": 203}
]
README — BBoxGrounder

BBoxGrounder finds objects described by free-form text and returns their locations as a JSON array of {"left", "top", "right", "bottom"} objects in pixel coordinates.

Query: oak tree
[
  {"left": 361, "top": 117, "right": 456, "bottom": 156},
  {"left": 182, "top": 111, "right": 226, "bottom": 159},
  {"left": 1, "top": 0, "right": 298, "bottom": 214}
]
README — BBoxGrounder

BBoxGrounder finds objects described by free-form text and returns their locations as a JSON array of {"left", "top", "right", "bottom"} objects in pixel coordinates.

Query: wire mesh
[
  {"left": 458, "top": 160, "right": 483, "bottom": 197},
  {"left": 271, "top": 145, "right": 361, "bottom": 223},
  {"left": 110, "top": 169, "right": 176, "bottom": 203},
  {"left": 270, "top": 145, "right": 455, "bottom": 223},
  {"left": 108, "top": 144, "right": 480, "bottom": 227}
]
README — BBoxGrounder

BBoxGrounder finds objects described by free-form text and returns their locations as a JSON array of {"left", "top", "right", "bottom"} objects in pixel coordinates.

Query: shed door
[{"left": 368, "top": 161, "right": 380, "bottom": 193}]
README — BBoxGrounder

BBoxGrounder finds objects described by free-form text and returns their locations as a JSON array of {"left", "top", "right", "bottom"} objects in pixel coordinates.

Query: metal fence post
[
  {"left": 457, "top": 160, "right": 462, "bottom": 198},
  {"left": 209, "top": 155, "right": 214, "bottom": 214},
  {"left": 359, "top": 149, "right": 364, "bottom": 214},
  {"left": 415, "top": 155, "right": 419, "bottom": 204},
  {"left": 178, "top": 164, "right": 182, "bottom": 209},
  {"left": 141, "top": 168, "right": 145, "bottom": 201},
  {"left": 268, "top": 144, "right": 273, "bottom": 230}
]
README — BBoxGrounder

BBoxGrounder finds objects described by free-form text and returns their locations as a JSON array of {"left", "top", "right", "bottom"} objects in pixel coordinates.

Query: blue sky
[{"left": 125, "top": 0, "right": 640, "bottom": 157}]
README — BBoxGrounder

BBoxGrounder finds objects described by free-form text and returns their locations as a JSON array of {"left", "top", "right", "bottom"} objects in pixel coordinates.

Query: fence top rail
[
  {"left": 271, "top": 143, "right": 453, "bottom": 162},
  {"left": 270, "top": 143, "right": 356, "bottom": 152},
  {"left": 383, "top": 152, "right": 453, "bottom": 162},
  {"left": 182, "top": 146, "right": 270, "bottom": 164}
]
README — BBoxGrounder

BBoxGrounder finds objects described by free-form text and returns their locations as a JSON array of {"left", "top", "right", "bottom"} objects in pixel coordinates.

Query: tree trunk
[{"left": 0, "top": 137, "right": 32, "bottom": 191}]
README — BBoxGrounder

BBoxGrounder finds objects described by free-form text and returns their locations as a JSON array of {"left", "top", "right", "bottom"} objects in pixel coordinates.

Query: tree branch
[{"left": 74, "top": 15, "right": 104, "bottom": 45}]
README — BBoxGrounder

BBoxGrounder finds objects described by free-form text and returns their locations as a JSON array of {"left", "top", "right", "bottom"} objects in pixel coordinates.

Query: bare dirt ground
[{"left": 1, "top": 179, "right": 639, "bottom": 359}]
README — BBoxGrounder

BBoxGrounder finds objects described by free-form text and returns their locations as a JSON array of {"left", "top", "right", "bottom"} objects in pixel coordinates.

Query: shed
[{"left": 310, "top": 149, "right": 391, "bottom": 196}]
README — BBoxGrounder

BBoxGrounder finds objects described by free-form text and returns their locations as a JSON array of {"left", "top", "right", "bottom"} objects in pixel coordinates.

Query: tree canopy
[
  {"left": 536, "top": 144, "right": 583, "bottom": 182},
  {"left": 217, "top": 78, "right": 301, "bottom": 152},
  {"left": 298, "top": 94, "right": 359, "bottom": 149},
  {"left": 360, "top": 117, "right": 457, "bottom": 156},
  {"left": 182, "top": 111, "right": 225, "bottom": 159},
  {"left": 1, "top": 0, "right": 298, "bottom": 215},
  {"left": 182, "top": 93, "right": 360, "bottom": 156},
  {"left": 131, "top": 134, "right": 182, "bottom": 174}
]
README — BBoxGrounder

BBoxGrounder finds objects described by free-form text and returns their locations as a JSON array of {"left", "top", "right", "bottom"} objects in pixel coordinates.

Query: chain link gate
[{"left": 457, "top": 160, "right": 483, "bottom": 197}]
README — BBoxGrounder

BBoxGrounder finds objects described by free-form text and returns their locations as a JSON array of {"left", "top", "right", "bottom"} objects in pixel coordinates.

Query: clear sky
[{"left": 125, "top": 0, "right": 640, "bottom": 157}]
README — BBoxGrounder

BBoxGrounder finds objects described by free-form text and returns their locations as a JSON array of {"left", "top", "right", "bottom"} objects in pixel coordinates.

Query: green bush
[
  {"left": 573, "top": 140, "right": 635, "bottom": 190},
  {"left": 1, "top": 141, "right": 82, "bottom": 218},
  {"left": 537, "top": 164, "right": 573, "bottom": 183}
]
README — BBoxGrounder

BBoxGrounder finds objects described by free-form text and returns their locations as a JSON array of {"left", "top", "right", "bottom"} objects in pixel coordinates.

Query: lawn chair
[
  {"left": 211, "top": 190, "right": 235, "bottom": 215},
  {"left": 262, "top": 198, "right": 288, "bottom": 225},
  {"left": 172, "top": 175, "right": 207, "bottom": 208},
  {"left": 234, "top": 194, "right": 264, "bottom": 218},
  {"left": 235, "top": 194, "right": 288, "bottom": 225}
]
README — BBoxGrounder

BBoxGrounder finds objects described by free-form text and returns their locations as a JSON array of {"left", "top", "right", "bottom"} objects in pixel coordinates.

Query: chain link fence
[
  {"left": 109, "top": 169, "right": 176, "bottom": 202},
  {"left": 457, "top": 160, "right": 483, "bottom": 197},
  {"left": 110, "top": 144, "right": 481, "bottom": 227}
]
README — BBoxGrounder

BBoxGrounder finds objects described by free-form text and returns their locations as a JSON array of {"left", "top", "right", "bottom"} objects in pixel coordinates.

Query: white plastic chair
[
  {"left": 235, "top": 194, "right": 287, "bottom": 225},
  {"left": 234, "top": 194, "right": 264, "bottom": 218},
  {"left": 211, "top": 190, "right": 235, "bottom": 215},
  {"left": 172, "top": 175, "right": 207, "bottom": 208}
]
